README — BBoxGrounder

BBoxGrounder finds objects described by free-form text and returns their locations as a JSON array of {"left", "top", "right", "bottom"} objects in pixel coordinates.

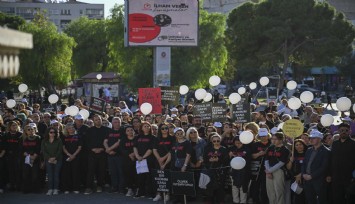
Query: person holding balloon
[{"left": 229, "top": 135, "right": 251, "bottom": 204}]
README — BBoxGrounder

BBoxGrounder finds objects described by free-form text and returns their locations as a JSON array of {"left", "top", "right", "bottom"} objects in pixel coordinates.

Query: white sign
[{"left": 125, "top": 0, "right": 199, "bottom": 46}]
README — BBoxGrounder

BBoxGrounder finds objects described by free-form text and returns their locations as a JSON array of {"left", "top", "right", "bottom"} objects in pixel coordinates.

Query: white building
[{"left": 0, "top": 0, "right": 104, "bottom": 32}]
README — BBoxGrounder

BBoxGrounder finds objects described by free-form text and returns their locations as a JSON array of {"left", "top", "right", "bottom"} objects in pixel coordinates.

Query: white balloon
[
  {"left": 69, "top": 106, "right": 79, "bottom": 116},
  {"left": 239, "top": 131, "right": 254, "bottom": 144},
  {"left": 229, "top": 93, "right": 241, "bottom": 104},
  {"left": 300, "top": 91, "right": 314, "bottom": 103},
  {"left": 195, "top": 88, "right": 207, "bottom": 100},
  {"left": 238, "top": 87, "right": 246, "bottom": 95},
  {"left": 209, "top": 75, "right": 221, "bottom": 86},
  {"left": 48, "top": 94, "right": 59, "bottom": 104},
  {"left": 286, "top": 80, "right": 297, "bottom": 90},
  {"left": 249, "top": 82, "right": 257, "bottom": 90},
  {"left": 179, "top": 85, "right": 189, "bottom": 95},
  {"left": 140, "top": 102, "right": 153, "bottom": 115},
  {"left": 353, "top": 104, "right": 355, "bottom": 114},
  {"left": 203, "top": 93, "right": 213, "bottom": 102},
  {"left": 18, "top": 84, "right": 28, "bottom": 93},
  {"left": 96, "top": 74, "right": 102, "bottom": 80},
  {"left": 230, "top": 157, "right": 246, "bottom": 170},
  {"left": 79, "top": 109, "right": 90, "bottom": 120},
  {"left": 64, "top": 107, "right": 71, "bottom": 116},
  {"left": 6, "top": 99, "right": 16, "bottom": 108},
  {"left": 321, "top": 114, "right": 334, "bottom": 127},
  {"left": 336, "top": 97, "right": 352, "bottom": 111},
  {"left": 288, "top": 97, "right": 302, "bottom": 110},
  {"left": 277, "top": 122, "right": 284, "bottom": 130},
  {"left": 259, "top": 76, "right": 269, "bottom": 86}
]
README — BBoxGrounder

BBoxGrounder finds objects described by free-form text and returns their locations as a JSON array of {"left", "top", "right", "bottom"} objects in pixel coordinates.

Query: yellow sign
[{"left": 283, "top": 119, "right": 304, "bottom": 138}]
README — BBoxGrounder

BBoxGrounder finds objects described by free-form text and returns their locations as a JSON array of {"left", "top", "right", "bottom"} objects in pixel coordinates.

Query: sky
[{"left": 81, "top": 0, "right": 124, "bottom": 18}]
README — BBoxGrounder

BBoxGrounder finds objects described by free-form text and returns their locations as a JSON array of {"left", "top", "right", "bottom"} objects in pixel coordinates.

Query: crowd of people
[{"left": 0, "top": 95, "right": 354, "bottom": 204}]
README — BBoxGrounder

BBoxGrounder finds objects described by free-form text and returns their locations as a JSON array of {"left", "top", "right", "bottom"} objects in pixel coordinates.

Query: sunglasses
[
  {"left": 161, "top": 127, "right": 168, "bottom": 130},
  {"left": 212, "top": 140, "right": 220, "bottom": 143},
  {"left": 26, "top": 129, "right": 33, "bottom": 131},
  {"left": 49, "top": 131, "right": 55, "bottom": 134},
  {"left": 190, "top": 131, "right": 197, "bottom": 134}
]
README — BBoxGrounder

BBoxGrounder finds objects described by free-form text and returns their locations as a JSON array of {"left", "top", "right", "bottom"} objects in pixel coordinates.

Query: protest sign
[
  {"left": 232, "top": 95, "right": 250, "bottom": 123},
  {"left": 138, "top": 87, "right": 162, "bottom": 114},
  {"left": 90, "top": 97, "right": 106, "bottom": 114},
  {"left": 193, "top": 103, "right": 212, "bottom": 122},
  {"left": 171, "top": 171, "right": 195, "bottom": 196},
  {"left": 153, "top": 169, "right": 170, "bottom": 192},
  {"left": 161, "top": 86, "right": 179, "bottom": 107},
  {"left": 212, "top": 103, "right": 227, "bottom": 122}
]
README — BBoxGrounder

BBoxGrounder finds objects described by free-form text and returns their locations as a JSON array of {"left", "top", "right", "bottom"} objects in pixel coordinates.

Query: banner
[
  {"left": 171, "top": 171, "right": 196, "bottom": 196},
  {"left": 125, "top": 0, "right": 199, "bottom": 46},
  {"left": 153, "top": 169, "right": 170, "bottom": 192},
  {"left": 212, "top": 103, "right": 227, "bottom": 122},
  {"left": 160, "top": 86, "right": 179, "bottom": 107},
  {"left": 138, "top": 87, "right": 162, "bottom": 114},
  {"left": 231, "top": 96, "right": 250, "bottom": 123},
  {"left": 90, "top": 97, "right": 106, "bottom": 114},
  {"left": 193, "top": 103, "right": 212, "bottom": 122}
]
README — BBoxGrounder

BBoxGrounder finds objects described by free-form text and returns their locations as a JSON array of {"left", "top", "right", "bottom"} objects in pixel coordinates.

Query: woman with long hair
[
  {"left": 131, "top": 116, "right": 141, "bottom": 135},
  {"left": 119, "top": 126, "right": 137, "bottom": 197},
  {"left": 61, "top": 123, "right": 82, "bottom": 194},
  {"left": 286, "top": 139, "right": 307, "bottom": 204},
  {"left": 20, "top": 124, "right": 41, "bottom": 193},
  {"left": 42, "top": 127, "right": 63, "bottom": 195},
  {"left": 221, "top": 122, "right": 235, "bottom": 148},
  {"left": 3, "top": 121, "right": 22, "bottom": 191},
  {"left": 152, "top": 123, "right": 174, "bottom": 201},
  {"left": 133, "top": 121, "right": 155, "bottom": 198}
]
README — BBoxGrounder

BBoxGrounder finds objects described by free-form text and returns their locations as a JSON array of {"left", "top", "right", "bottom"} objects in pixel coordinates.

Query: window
[
  {"left": 16, "top": 7, "right": 39, "bottom": 19},
  {"left": 49, "top": 9, "right": 60, "bottom": 15},
  {"left": 60, "top": 19, "right": 71, "bottom": 29},
  {"left": 0, "top": 7, "right": 15, "bottom": 14},
  {"left": 61, "top": 9, "right": 71, "bottom": 15},
  {"left": 85, "top": 9, "right": 103, "bottom": 18}
]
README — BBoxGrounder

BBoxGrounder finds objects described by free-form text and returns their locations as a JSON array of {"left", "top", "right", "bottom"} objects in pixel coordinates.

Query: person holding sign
[
  {"left": 133, "top": 121, "right": 155, "bottom": 199},
  {"left": 203, "top": 134, "right": 228, "bottom": 203},
  {"left": 171, "top": 127, "right": 192, "bottom": 204},
  {"left": 152, "top": 123, "right": 174, "bottom": 202},
  {"left": 265, "top": 132, "right": 290, "bottom": 204}
]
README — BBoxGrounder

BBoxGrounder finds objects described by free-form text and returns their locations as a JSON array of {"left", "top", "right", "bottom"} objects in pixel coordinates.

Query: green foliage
[
  {"left": 0, "top": 12, "right": 25, "bottom": 30},
  {"left": 226, "top": 0, "right": 355, "bottom": 85},
  {"left": 18, "top": 12, "right": 75, "bottom": 92},
  {"left": 64, "top": 17, "right": 108, "bottom": 78}
]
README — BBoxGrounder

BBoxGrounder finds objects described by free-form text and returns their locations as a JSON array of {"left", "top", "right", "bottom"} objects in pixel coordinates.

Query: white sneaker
[
  {"left": 64, "top": 191, "right": 69, "bottom": 194},
  {"left": 73, "top": 191, "right": 80, "bottom": 194},
  {"left": 164, "top": 194, "right": 170, "bottom": 202},
  {"left": 153, "top": 194, "right": 162, "bottom": 202},
  {"left": 53, "top": 189, "right": 59, "bottom": 195},
  {"left": 46, "top": 189, "right": 53, "bottom": 196},
  {"left": 126, "top": 188, "right": 134, "bottom": 197}
]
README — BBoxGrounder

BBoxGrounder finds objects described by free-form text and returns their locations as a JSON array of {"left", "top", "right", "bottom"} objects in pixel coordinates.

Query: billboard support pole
[{"left": 153, "top": 47, "right": 171, "bottom": 87}]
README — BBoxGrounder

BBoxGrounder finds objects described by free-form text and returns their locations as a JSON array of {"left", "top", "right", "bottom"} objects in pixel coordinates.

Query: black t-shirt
[
  {"left": 203, "top": 145, "right": 228, "bottom": 168},
  {"left": 62, "top": 134, "right": 82, "bottom": 155},
  {"left": 221, "top": 136, "right": 234, "bottom": 148},
  {"left": 86, "top": 126, "right": 110, "bottom": 151},
  {"left": 171, "top": 140, "right": 192, "bottom": 159},
  {"left": 119, "top": 136, "right": 135, "bottom": 157},
  {"left": 266, "top": 145, "right": 290, "bottom": 167},
  {"left": 106, "top": 128, "right": 124, "bottom": 153},
  {"left": 133, "top": 134, "right": 155, "bottom": 156},
  {"left": 190, "top": 141, "right": 197, "bottom": 164},
  {"left": 153, "top": 136, "right": 174, "bottom": 157},
  {"left": 3, "top": 131, "right": 22, "bottom": 153},
  {"left": 75, "top": 124, "right": 89, "bottom": 152},
  {"left": 250, "top": 140, "right": 271, "bottom": 176},
  {"left": 0, "top": 134, "right": 5, "bottom": 153},
  {"left": 292, "top": 151, "right": 305, "bottom": 175},
  {"left": 228, "top": 145, "right": 250, "bottom": 162},
  {"left": 20, "top": 136, "right": 41, "bottom": 155}
]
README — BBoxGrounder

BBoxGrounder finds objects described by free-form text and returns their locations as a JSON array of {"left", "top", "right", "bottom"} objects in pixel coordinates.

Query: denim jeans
[
  {"left": 46, "top": 160, "right": 62, "bottom": 190},
  {"left": 107, "top": 155, "right": 124, "bottom": 190}
]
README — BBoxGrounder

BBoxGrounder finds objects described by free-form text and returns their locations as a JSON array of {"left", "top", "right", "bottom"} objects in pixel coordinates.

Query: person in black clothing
[
  {"left": 229, "top": 136, "right": 251, "bottom": 204},
  {"left": 133, "top": 121, "right": 155, "bottom": 198},
  {"left": 286, "top": 139, "right": 307, "bottom": 204},
  {"left": 330, "top": 123, "right": 355, "bottom": 204},
  {"left": 203, "top": 134, "right": 228, "bottom": 204},
  {"left": 325, "top": 93, "right": 334, "bottom": 110},
  {"left": 250, "top": 129, "right": 271, "bottom": 204},
  {"left": 302, "top": 130, "right": 330, "bottom": 204},
  {"left": 20, "top": 125, "right": 41, "bottom": 193},
  {"left": 74, "top": 114, "right": 89, "bottom": 188},
  {"left": 4, "top": 121, "right": 23, "bottom": 191},
  {"left": 104, "top": 117, "right": 124, "bottom": 193},
  {"left": 61, "top": 123, "right": 82, "bottom": 194},
  {"left": 0, "top": 132, "right": 5, "bottom": 193},
  {"left": 119, "top": 126, "right": 137, "bottom": 197},
  {"left": 83, "top": 114, "right": 109, "bottom": 195},
  {"left": 152, "top": 123, "right": 174, "bottom": 202}
]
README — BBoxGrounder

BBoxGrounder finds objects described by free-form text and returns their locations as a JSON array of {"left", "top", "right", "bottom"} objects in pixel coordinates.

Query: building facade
[{"left": 0, "top": 0, "right": 104, "bottom": 32}]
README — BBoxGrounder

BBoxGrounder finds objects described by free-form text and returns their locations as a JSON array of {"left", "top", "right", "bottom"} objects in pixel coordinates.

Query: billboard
[{"left": 125, "top": 0, "right": 199, "bottom": 47}]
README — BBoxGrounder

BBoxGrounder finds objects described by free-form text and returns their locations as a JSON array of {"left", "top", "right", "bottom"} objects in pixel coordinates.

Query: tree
[
  {"left": 226, "top": 0, "right": 355, "bottom": 88},
  {"left": 64, "top": 17, "right": 109, "bottom": 78},
  {"left": 0, "top": 12, "right": 25, "bottom": 30},
  {"left": 106, "top": 4, "right": 228, "bottom": 89},
  {"left": 18, "top": 12, "right": 76, "bottom": 93}
]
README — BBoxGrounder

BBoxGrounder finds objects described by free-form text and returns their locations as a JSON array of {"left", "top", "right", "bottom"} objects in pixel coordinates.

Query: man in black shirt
[
  {"left": 74, "top": 114, "right": 89, "bottom": 188},
  {"left": 84, "top": 115, "right": 109, "bottom": 195}
]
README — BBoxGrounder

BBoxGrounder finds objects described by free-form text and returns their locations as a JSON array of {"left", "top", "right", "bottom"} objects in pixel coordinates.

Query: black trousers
[
  {"left": 250, "top": 174, "right": 269, "bottom": 204},
  {"left": 22, "top": 159, "right": 40, "bottom": 193},
  {"left": 122, "top": 157, "right": 137, "bottom": 189},
  {"left": 0, "top": 156, "right": 5, "bottom": 189},
  {"left": 86, "top": 152, "right": 106, "bottom": 189},
  {"left": 6, "top": 152, "right": 21, "bottom": 190},
  {"left": 62, "top": 158, "right": 80, "bottom": 191}
]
